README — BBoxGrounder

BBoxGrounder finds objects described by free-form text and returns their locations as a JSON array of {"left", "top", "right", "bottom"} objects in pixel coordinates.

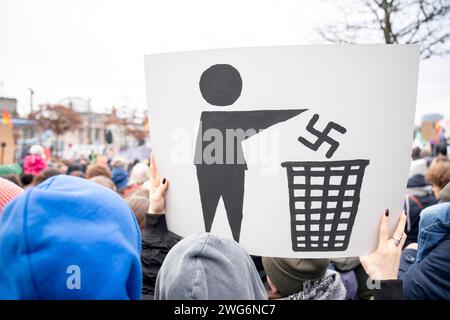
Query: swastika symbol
[{"left": 298, "top": 114, "right": 347, "bottom": 158}]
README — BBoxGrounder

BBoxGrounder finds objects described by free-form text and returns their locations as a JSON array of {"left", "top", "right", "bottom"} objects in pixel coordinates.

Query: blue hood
[
  {"left": 112, "top": 167, "right": 129, "bottom": 190},
  {"left": 0, "top": 175, "right": 142, "bottom": 299}
]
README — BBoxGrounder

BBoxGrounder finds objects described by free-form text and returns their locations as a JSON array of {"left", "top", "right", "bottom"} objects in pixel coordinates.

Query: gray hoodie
[{"left": 154, "top": 232, "right": 268, "bottom": 300}]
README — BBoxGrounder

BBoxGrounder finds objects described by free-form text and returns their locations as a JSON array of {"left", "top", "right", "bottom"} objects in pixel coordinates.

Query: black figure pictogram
[
  {"left": 298, "top": 114, "right": 347, "bottom": 158},
  {"left": 195, "top": 64, "right": 307, "bottom": 242}
]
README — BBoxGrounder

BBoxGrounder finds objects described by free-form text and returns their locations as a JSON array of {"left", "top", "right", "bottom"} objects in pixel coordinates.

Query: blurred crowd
[{"left": 0, "top": 143, "right": 449, "bottom": 300}]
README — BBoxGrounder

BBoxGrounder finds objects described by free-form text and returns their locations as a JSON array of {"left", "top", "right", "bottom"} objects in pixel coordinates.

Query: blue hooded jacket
[
  {"left": 399, "top": 202, "right": 450, "bottom": 299},
  {"left": 0, "top": 175, "right": 142, "bottom": 299}
]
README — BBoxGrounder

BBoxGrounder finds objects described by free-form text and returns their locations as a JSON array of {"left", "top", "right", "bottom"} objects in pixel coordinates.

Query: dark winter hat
[{"left": 262, "top": 257, "right": 329, "bottom": 297}]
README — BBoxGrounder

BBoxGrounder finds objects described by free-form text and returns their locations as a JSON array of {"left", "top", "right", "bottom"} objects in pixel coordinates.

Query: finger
[
  {"left": 392, "top": 211, "right": 407, "bottom": 240},
  {"left": 399, "top": 232, "right": 407, "bottom": 249},
  {"left": 150, "top": 153, "right": 157, "bottom": 179},
  {"left": 154, "top": 178, "right": 169, "bottom": 197},
  {"left": 378, "top": 209, "right": 389, "bottom": 249},
  {"left": 150, "top": 154, "right": 160, "bottom": 189}
]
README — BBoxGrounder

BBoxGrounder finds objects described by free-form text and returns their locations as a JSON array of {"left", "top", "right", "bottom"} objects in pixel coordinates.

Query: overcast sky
[{"left": 0, "top": 0, "right": 449, "bottom": 123}]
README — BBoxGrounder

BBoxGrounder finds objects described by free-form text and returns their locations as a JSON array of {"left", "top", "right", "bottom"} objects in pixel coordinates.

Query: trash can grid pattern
[{"left": 281, "top": 159, "right": 370, "bottom": 251}]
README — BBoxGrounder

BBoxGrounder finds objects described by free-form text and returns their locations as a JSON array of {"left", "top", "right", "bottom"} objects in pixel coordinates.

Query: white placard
[{"left": 145, "top": 45, "right": 419, "bottom": 258}]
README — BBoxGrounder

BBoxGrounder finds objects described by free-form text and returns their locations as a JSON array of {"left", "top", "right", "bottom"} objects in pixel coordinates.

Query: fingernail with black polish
[
  {"left": 385, "top": 209, "right": 389, "bottom": 217},
  {"left": 162, "top": 178, "right": 166, "bottom": 184}
]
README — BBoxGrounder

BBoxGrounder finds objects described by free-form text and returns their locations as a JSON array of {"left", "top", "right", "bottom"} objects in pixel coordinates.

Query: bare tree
[
  {"left": 318, "top": 0, "right": 450, "bottom": 59},
  {"left": 29, "top": 104, "right": 83, "bottom": 152}
]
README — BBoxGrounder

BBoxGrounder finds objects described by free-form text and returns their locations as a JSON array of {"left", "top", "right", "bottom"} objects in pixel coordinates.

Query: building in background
[
  {"left": 3, "top": 95, "right": 150, "bottom": 161},
  {"left": 0, "top": 97, "right": 19, "bottom": 118}
]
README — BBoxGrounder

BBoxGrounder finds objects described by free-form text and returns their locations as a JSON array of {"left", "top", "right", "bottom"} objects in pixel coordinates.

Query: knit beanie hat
[
  {"left": 0, "top": 164, "right": 23, "bottom": 176},
  {"left": 0, "top": 177, "right": 24, "bottom": 213},
  {"left": 262, "top": 257, "right": 329, "bottom": 297}
]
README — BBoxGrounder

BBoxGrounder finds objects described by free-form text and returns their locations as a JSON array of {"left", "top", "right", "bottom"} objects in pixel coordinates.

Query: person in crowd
[
  {"left": 111, "top": 156, "right": 129, "bottom": 194},
  {"left": 23, "top": 145, "right": 47, "bottom": 176},
  {"left": 141, "top": 155, "right": 268, "bottom": 300},
  {"left": 262, "top": 257, "right": 346, "bottom": 300},
  {"left": 89, "top": 175, "right": 116, "bottom": 191},
  {"left": 69, "top": 170, "right": 86, "bottom": 178},
  {"left": 78, "top": 157, "right": 89, "bottom": 169},
  {"left": 128, "top": 159, "right": 140, "bottom": 173},
  {"left": 96, "top": 155, "right": 109, "bottom": 167},
  {"left": 55, "top": 159, "right": 70, "bottom": 174},
  {"left": 85, "top": 163, "right": 112, "bottom": 180},
  {"left": 0, "top": 164, "right": 23, "bottom": 187},
  {"left": 425, "top": 160, "right": 450, "bottom": 200},
  {"left": 251, "top": 256, "right": 267, "bottom": 288},
  {"left": 359, "top": 210, "right": 407, "bottom": 300},
  {"left": 398, "top": 202, "right": 450, "bottom": 299},
  {"left": 0, "top": 177, "right": 24, "bottom": 214},
  {"left": 439, "top": 181, "right": 450, "bottom": 203},
  {"left": 126, "top": 186, "right": 149, "bottom": 199},
  {"left": 411, "top": 147, "right": 421, "bottom": 160},
  {"left": 123, "top": 162, "right": 150, "bottom": 197},
  {"left": 66, "top": 162, "right": 85, "bottom": 175},
  {"left": 0, "top": 174, "right": 22, "bottom": 187},
  {"left": 432, "top": 140, "right": 448, "bottom": 158},
  {"left": 329, "top": 257, "right": 364, "bottom": 300},
  {"left": 32, "top": 168, "right": 61, "bottom": 186},
  {"left": 146, "top": 154, "right": 409, "bottom": 300},
  {"left": 155, "top": 232, "right": 268, "bottom": 300},
  {"left": 420, "top": 148, "right": 433, "bottom": 162},
  {"left": 404, "top": 159, "right": 437, "bottom": 246},
  {"left": 414, "top": 201, "right": 450, "bottom": 263},
  {"left": 20, "top": 174, "right": 34, "bottom": 190},
  {"left": 88, "top": 150, "right": 97, "bottom": 164},
  {"left": 0, "top": 163, "right": 22, "bottom": 177},
  {"left": 141, "top": 156, "right": 268, "bottom": 299},
  {"left": 0, "top": 175, "right": 142, "bottom": 299},
  {"left": 126, "top": 194, "right": 149, "bottom": 229},
  {"left": 140, "top": 155, "right": 182, "bottom": 299},
  {"left": 429, "top": 154, "right": 449, "bottom": 165}
]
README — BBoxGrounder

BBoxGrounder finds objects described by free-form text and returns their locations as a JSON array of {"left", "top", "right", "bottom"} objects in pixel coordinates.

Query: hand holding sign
[
  {"left": 359, "top": 210, "right": 407, "bottom": 280},
  {"left": 148, "top": 154, "right": 169, "bottom": 214}
]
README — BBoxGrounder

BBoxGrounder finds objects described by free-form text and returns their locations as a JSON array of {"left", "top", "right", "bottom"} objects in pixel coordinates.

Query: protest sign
[{"left": 145, "top": 45, "right": 419, "bottom": 257}]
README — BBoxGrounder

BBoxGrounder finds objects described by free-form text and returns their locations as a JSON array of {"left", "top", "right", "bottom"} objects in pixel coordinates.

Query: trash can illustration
[{"left": 281, "top": 159, "right": 370, "bottom": 251}]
